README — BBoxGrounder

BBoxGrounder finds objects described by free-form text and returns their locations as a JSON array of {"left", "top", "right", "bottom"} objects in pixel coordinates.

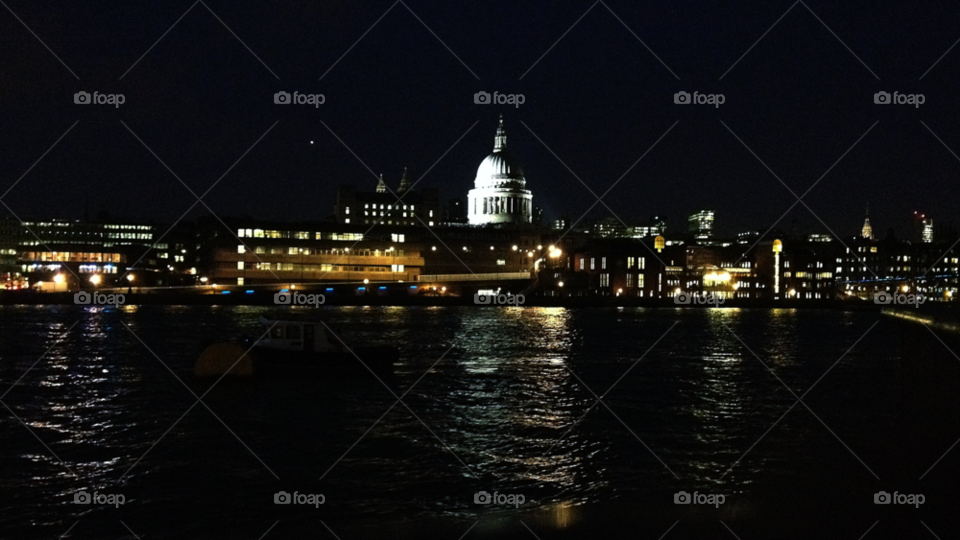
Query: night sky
[{"left": 2, "top": 1, "right": 959, "bottom": 239}]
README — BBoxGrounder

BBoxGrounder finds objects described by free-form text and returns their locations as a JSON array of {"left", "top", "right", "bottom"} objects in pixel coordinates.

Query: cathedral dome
[
  {"left": 474, "top": 117, "right": 526, "bottom": 189},
  {"left": 475, "top": 151, "right": 525, "bottom": 189}
]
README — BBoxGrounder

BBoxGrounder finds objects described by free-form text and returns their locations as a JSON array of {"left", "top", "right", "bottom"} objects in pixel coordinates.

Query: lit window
[
  {"left": 237, "top": 261, "right": 244, "bottom": 270},
  {"left": 238, "top": 245, "right": 245, "bottom": 253}
]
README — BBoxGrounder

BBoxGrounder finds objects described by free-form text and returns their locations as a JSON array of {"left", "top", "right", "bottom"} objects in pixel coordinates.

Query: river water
[{"left": 0, "top": 306, "right": 920, "bottom": 538}]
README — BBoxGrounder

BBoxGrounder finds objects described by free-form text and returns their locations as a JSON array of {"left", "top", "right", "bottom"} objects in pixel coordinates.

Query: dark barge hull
[{"left": 251, "top": 345, "right": 398, "bottom": 373}]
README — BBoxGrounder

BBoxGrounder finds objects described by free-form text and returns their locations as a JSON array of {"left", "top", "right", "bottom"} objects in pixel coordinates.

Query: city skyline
[{"left": 3, "top": 2, "right": 960, "bottom": 240}]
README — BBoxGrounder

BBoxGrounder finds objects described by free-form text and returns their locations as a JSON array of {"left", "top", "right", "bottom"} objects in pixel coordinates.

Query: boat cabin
[{"left": 257, "top": 316, "right": 343, "bottom": 353}]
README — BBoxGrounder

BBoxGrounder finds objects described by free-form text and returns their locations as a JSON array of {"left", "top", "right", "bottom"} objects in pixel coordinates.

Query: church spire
[
  {"left": 376, "top": 174, "right": 386, "bottom": 193},
  {"left": 861, "top": 202, "right": 874, "bottom": 240},
  {"left": 493, "top": 114, "right": 506, "bottom": 152},
  {"left": 398, "top": 167, "right": 411, "bottom": 193}
]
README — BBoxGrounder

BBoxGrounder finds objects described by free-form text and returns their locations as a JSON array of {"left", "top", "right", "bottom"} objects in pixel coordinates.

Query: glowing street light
[
  {"left": 126, "top": 274, "right": 134, "bottom": 282},
  {"left": 89, "top": 274, "right": 101, "bottom": 285}
]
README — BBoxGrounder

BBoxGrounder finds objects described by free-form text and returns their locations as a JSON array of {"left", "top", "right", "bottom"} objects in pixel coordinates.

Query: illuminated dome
[
  {"left": 475, "top": 138, "right": 525, "bottom": 189},
  {"left": 468, "top": 116, "right": 533, "bottom": 225}
]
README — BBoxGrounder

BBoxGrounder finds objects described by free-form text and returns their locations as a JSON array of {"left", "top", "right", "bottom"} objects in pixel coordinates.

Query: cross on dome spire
[{"left": 493, "top": 114, "right": 507, "bottom": 152}]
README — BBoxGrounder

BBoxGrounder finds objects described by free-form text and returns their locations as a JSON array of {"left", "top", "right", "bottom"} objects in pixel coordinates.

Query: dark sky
[{"left": 2, "top": 0, "right": 959, "bottom": 239}]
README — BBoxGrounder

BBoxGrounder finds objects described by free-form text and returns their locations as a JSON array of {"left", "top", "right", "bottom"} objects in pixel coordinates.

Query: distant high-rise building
[
  {"left": 630, "top": 216, "right": 667, "bottom": 238},
  {"left": 861, "top": 204, "right": 874, "bottom": 240},
  {"left": 688, "top": 210, "right": 714, "bottom": 241},
  {"left": 914, "top": 211, "right": 934, "bottom": 243}
]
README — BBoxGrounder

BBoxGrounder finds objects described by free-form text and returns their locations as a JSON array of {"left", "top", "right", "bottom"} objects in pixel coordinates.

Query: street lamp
[{"left": 90, "top": 274, "right": 101, "bottom": 288}]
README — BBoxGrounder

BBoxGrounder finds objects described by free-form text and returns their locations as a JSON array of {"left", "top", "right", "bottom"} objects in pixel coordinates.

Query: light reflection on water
[{"left": 0, "top": 305, "right": 897, "bottom": 535}]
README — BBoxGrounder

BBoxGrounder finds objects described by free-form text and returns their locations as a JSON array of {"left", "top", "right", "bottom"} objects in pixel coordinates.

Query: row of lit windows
[
  {"left": 238, "top": 245, "right": 405, "bottom": 257},
  {"left": 237, "top": 229, "right": 364, "bottom": 242}
]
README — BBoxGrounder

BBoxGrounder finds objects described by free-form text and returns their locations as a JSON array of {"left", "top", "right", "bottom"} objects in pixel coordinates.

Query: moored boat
[{"left": 243, "top": 316, "right": 398, "bottom": 373}]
